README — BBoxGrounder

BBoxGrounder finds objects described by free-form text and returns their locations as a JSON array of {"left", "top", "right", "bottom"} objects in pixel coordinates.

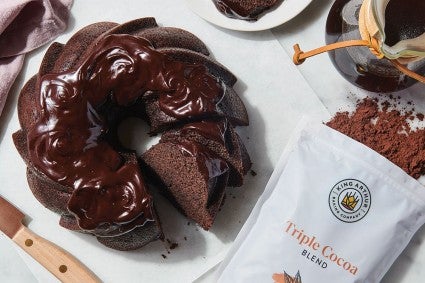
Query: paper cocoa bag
[{"left": 216, "top": 120, "right": 425, "bottom": 283}]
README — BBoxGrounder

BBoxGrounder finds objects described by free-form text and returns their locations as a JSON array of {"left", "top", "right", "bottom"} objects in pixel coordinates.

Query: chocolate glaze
[
  {"left": 213, "top": 0, "right": 256, "bottom": 21},
  {"left": 212, "top": 0, "right": 279, "bottom": 21},
  {"left": 158, "top": 64, "right": 224, "bottom": 118},
  {"left": 27, "top": 34, "right": 225, "bottom": 236},
  {"left": 177, "top": 141, "right": 229, "bottom": 203},
  {"left": 180, "top": 119, "right": 228, "bottom": 144}
]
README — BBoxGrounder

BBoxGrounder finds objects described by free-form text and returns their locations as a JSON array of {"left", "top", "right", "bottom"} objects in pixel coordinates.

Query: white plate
[{"left": 185, "top": 0, "right": 313, "bottom": 31}]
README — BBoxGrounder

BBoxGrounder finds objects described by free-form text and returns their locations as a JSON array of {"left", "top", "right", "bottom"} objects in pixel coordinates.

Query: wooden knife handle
[{"left": 12, "top": 225, "right": 100, "bottom": 283}]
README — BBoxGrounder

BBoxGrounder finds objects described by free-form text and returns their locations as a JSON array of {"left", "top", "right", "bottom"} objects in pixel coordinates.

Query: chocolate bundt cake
[
  {"left": 142, "top": 118, "right": 251, "bottom": 230},
  {"left": 13, "top": 18, "right": 251, "bottom": 251},
  {"left": 212, "top": 0, "right": 282, "bottom": 21}
]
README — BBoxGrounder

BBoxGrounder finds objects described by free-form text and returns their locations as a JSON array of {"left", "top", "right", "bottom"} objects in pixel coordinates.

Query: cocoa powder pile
[{"left": 327, "top": 98, "right": 425, "bottom": 179}]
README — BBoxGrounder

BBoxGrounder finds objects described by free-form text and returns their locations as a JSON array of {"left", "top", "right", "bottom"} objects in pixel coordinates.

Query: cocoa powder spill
[{"left": 327, "top": 98, "right": 425, "bottom": 179}]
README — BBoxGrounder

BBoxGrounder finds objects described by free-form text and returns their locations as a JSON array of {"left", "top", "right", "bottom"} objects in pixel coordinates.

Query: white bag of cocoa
[{"left": 216, "top": 119, "right": 425, "bottom": 283}]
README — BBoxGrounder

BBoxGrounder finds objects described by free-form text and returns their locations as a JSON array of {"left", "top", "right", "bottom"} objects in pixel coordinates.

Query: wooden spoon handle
[{"left": 12, "top": 225, "right": 100, "bottom": 283}]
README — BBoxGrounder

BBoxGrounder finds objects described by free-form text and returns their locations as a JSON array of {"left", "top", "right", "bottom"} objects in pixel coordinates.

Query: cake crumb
[
  {"left": 184, "top": 236, "right": 187, "bottom": 241},
  {"left": 250, "top": 170, "right": 257, "bottom": 176},
  {"left": 161, "top": 254, "right": 167, "bottom": 259},
  {"left": 166, "top": 238, "right": 179, "bottom": 250}
]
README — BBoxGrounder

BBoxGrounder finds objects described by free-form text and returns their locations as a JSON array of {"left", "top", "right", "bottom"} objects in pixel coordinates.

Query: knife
[{"left": 0, "top": 196, "right": 100, "bottom": 283}]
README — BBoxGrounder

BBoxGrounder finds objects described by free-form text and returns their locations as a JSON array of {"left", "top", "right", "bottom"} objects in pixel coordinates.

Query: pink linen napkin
[{"left": 0, "top": 0, "right": 73, "bottom": 117}]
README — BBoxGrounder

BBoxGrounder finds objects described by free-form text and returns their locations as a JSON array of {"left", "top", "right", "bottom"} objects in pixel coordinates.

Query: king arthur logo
[{"left": 328, "top": 179, "right": 371, "bottom": 223}]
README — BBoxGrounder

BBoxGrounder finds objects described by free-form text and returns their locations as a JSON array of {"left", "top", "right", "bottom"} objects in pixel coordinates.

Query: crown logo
[{"left": 341, "top": 192, "right": 359, "bottom": 211}]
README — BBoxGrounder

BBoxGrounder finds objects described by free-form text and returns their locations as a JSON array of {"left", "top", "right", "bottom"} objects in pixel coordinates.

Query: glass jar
[{"left": 325, "top": 0, "right": 425, "bottom": 92}]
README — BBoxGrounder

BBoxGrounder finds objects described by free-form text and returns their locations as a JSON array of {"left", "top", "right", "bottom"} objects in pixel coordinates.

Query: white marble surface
[
  {"left": 1, "top": 0, "right": 424, "bottom": 282},
  {"left": 0, "top": 236, "right": 36, "bottom": 282}
]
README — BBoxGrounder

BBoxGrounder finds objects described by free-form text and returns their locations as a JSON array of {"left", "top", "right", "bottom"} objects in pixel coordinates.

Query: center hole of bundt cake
[{"left": 117, "top": 117, "right": 160, "bottom": 155}]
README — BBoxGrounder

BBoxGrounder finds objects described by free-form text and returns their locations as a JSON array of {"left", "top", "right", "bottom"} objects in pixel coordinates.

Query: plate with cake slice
[{"left": 185, "top": 0, "right": 313, "bottom": 31}]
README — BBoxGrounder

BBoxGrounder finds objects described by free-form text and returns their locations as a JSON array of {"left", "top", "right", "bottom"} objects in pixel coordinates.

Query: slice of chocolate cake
[
  {"left": 212, "top": 0, "right": 282, "bottom": 21},
  {"left": 160, "top": 119, "right": 251, "bottom": 187},
  {"left": 142, "top": 140, "right": 229, "bottom": 230}
]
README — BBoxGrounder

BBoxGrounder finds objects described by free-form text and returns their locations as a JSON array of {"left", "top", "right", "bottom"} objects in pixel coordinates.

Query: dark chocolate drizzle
[
  {"left": 180, "top": 119, "right": 228, "bottom": 144},
  {"left": 212, "top": 0, "right": 279, "bottom": 21},
  {"left": 177, "top": 141, "right": 229, "bottom": 204},
  {"left": 27, "top": 34, "right": 225, "bottom": 236},
  {"left": 213, "top": 0, "right": 257, "bottom": 21}
]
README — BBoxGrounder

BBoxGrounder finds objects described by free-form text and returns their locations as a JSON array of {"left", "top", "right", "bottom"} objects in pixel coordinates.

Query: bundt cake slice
[
  {"left": 212, "top": 0, "right": 282, "bottom": 21},
  {"left": 160, "top": 119, "right": 251, "bottom": 187},
  {"left": 142, "top": 140, "right": 229, "bottom": 230}
]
